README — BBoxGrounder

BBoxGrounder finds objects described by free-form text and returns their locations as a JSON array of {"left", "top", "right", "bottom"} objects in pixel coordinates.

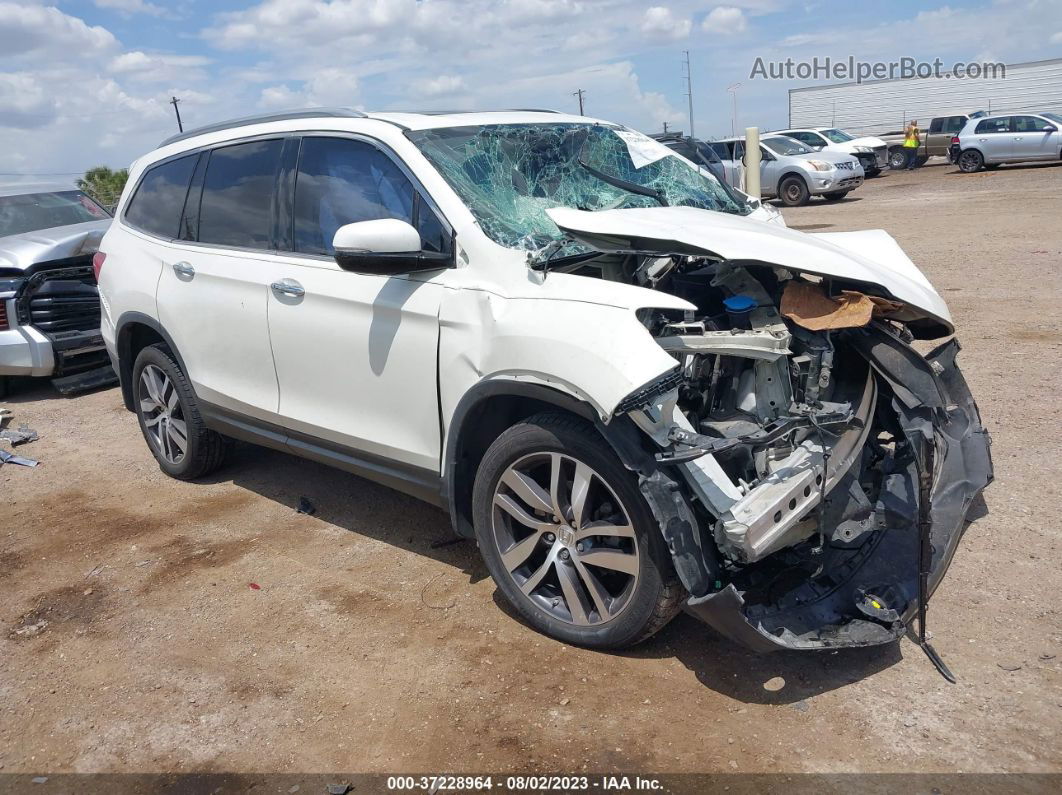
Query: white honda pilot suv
[{"left": 99, "top": 109, "right": 990, "bottom": 658}]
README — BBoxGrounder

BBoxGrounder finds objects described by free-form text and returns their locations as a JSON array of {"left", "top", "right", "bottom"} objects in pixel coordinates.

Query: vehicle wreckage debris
[
  {"left": 780, "top": 280, "right": 903, "bottom": 331},
  {"left": 0, "top": 425, "right": 39, "bottom": 446},
  {"left": 0, "top": 448, "right": 39, "bottom": 468}
]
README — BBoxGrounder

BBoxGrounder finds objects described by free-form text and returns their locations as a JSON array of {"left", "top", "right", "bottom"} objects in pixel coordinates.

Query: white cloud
[
  {"left": 109, "top": 51, "right": 212, "bottom": 83},
  {"left": 0, "top": 1, "right": 117, "bottom": 58},
  {"left": 702, "top": 6, "right": 748, "bottom": 35},
  {"left": 416, "top": 75, "right": 467, "bottom": 98},
  {"left": 640, "top": 7, "right": 692, "bottom": 41},
  {"left": 93, "top": 0, "right": 166, "bottom": 16},
  {"left": 0, "top": 73, "right": 56, "bottom": 129}
]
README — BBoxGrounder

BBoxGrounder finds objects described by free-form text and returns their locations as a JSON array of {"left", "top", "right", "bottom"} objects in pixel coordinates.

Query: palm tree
[{"left": 77, "top": 166, "right": 129, "bottom": 212}]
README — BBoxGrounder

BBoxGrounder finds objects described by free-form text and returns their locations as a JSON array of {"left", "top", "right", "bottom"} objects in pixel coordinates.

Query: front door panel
[{"left": 267, "top": 259, "right": 446, "bottom": 471}]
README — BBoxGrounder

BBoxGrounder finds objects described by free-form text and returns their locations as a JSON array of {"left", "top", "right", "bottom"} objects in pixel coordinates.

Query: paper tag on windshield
[{"left": 614, "top": 130, "right": 675, "bottom": 169}]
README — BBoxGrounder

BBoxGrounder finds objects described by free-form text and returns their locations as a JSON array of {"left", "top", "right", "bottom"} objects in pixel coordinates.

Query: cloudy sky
[{"left": 2, "top": 0, "right": 1060, "bottom": 178}]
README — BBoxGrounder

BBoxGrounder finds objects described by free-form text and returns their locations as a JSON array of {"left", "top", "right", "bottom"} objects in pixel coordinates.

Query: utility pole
[
  {"left": 727, "top": 82, "right": 742, "bottom": 137},
  {"left": 682, "top": 50, "right": 695, "bottom": 138},
  {"left": 573, "top": 89, "right": 585, "bottom": 115},
  {"left": 662, "top": 121, "right": 669, "bottom": 134},
  {"left": 169, "top": 96, "right": 184, "bottom": 133}
]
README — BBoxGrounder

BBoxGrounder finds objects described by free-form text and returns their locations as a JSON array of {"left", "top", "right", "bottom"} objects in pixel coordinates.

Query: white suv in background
[
  {"left": 774, "top": 127, "right": 889, "bottom": 176},
  {"left": 98, "top": 109, "right": 991, "bottom": 656}
]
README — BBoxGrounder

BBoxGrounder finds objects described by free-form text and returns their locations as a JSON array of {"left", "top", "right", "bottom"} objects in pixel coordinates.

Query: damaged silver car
[
  {"left": 0, "top": 183, "right": 115, "bottom": 397},
  {"left": 98, "top": 110, "right": 992, "bottom": 665}
]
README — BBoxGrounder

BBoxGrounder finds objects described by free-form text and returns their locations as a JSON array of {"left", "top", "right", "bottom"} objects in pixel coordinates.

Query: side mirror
[
  {"left": 332, "top": 219, "right": 454, "bottom": 275},
  {"left": 1044, "top": 125, "right": 1057, "bottom": 133}
]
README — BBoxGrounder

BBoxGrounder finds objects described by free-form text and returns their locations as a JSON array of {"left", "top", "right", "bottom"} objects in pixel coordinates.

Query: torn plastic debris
[
  {"left": 0, "top": 448, "right": 39, "bottom": 467},
  {"left": 0, "top": 425, "right": 38, "bottom": 446},
  {"left": 780, "top": 280, "right": 903, "bottom": 331}
]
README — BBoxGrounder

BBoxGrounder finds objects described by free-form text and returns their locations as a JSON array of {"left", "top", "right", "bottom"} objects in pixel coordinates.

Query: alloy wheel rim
[
  {"left": 785, "top": 183, "right": 801, "bottom": 202},
  {"left": 491, "top": 451, "right": 640, "bottom": 627},
  {"left": 960, "top": 152, "right": 979, "bottom": 171},
  {"left": 139, "top": 364, "right": 188, "bottom": 464}
]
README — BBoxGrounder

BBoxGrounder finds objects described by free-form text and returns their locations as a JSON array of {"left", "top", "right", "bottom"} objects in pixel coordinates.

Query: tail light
[
  {"left": 0, "top": 300, "right": 8, "bottom": 331},
  {"left": 92, "top": 251, "right": 106, "bottom": 281},
  {"left": 951, "top": 136, "right": 960, "bottom": 144}
]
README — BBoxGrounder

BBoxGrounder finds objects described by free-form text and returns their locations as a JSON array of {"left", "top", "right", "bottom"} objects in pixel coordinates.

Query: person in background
[{"left": 903, "top": 119, "right": 921, "bottom": 170}]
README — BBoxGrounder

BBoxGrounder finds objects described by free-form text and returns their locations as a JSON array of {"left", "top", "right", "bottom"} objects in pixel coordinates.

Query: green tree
[{"left": 77, "top": 166, "right": 129, "bottom": 212}]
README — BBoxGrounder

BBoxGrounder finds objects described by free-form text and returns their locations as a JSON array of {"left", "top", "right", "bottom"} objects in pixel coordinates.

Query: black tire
[
  {"left": 958, "top": 149, "right": 984, "bottom": 173},
  {"left": 888, "top": 148, "right": 907, "bottom": 169},
  {"left": 472, "top": 412, "right": 684, "bottom": 649},
  {"left": 822, "top": 190, "right": 850, "bottom": 201},
  {"left": 779, "top": 175, "right": 810, "bottom": 207},
  {"left": 132, "top": 343, "right": 229, "bottom": 480}
]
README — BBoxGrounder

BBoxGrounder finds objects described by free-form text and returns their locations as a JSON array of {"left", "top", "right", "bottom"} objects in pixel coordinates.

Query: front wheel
[
  {"left": 132, "top": 343, "right": 230, "bottom": 480},
  {"left": 822, "top": 190, "right": 850, "bottom": 201},
  {"left": 888, "top": 148, "right": 907, "bottom": 169},
  {"left": 958, "top": 149, "right": 984, "bottom": 173},
  {"left": 779, "top": 175, "right": 810, "bottom": 207},
  {"left": 472, "top": 413, "right": 684, "bottom": 649}
]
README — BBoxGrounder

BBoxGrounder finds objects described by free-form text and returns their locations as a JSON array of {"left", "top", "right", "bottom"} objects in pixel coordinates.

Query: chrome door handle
[
  {"left": 270, "top": 279, "right": 305, "bottom": 298},
  {"left": 172, "top": 261, "right": 195, "bottom": 278}
]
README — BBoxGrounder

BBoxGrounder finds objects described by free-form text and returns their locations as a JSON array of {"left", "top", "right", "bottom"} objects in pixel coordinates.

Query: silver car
[
  {"left": 955, "top": 112, "right": 1062, "bottom": 172},
  {"left": 0, "top": 183, "right": 114, "bottom": 397},
  {"left": 709, "top": 135, "right": 864, "bottom": 206}
]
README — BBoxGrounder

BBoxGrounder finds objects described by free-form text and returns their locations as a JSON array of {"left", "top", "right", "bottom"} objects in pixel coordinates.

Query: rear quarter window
[{"left": 124, "top": 154, "right": 198, "bottom": 238}]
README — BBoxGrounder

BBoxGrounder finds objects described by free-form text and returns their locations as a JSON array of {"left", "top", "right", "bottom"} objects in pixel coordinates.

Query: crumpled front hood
[
  {"left": 0, "top": 219, "right": 111, "bottom": 272},
  {"left": 546, "top": 206, "right": 952, "bottom": 333}
]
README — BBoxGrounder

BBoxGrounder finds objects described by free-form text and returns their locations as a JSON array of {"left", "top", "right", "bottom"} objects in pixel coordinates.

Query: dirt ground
[{"left": 1, "top": 160, "right": 1060, "bottom": 777}]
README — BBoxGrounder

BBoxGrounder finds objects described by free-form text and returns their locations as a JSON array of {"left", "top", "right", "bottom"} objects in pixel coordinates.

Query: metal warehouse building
[{"left": 788, "top": 57, "right": 1062, "bottom": 136}]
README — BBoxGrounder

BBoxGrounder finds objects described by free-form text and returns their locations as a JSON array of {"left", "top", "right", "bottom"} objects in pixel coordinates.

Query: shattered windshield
[{"left": 408, "top": 123, "right": 750, "bottom": 253}]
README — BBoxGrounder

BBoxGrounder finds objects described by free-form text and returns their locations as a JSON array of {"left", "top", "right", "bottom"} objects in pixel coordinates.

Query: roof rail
[
  {"left": 158, "top": 107, "right": 367, "bottom": 147},
  {"left": 371, "top": 108, "right": 564, "bottom": 117}
]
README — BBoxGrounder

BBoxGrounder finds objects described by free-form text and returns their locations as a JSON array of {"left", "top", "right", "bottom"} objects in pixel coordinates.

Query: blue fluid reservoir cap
[{"left": 723, "top": 294, "right": 757, "bottom": 313}]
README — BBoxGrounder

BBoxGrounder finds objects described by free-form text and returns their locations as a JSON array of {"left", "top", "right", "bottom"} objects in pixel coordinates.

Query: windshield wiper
[{"left": 577, "top": 157, "right": 668, "bottom": 207}]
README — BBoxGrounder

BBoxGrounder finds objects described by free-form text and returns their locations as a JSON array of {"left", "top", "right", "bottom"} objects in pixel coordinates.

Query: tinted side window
[
  {"left": 1012, "top": 115, "right": 1046, "bottom": 132},
  {"left": 929, "top": 118, "right": 944, "bottom": 133},
  {"left": 946, "top": 116, "right": 966, "bottom": 133},
  {"left": 198, "top": 139, "right": 284, "bottom": 250},
  {"left": 124, "top": 154, "right": 197, "bottom": 238},
  {"left": 975, "top": 118, "right": 1010, "bottom": 134},
  {"left": 293, "top": 137, "right": 415, "bottom": 255},
  {"left": 707, "top": 142, "right": 731, "bottom": 159}
]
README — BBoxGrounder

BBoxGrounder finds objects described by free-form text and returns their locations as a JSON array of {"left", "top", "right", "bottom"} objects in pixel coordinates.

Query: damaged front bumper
[{"left": 628, "top": 327, "right": 992, "bottom": 652}]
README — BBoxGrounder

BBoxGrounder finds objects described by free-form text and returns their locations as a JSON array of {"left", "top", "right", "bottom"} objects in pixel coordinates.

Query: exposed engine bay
[{"left": 557, "top": 245, "right": 993, "bottom": 655}]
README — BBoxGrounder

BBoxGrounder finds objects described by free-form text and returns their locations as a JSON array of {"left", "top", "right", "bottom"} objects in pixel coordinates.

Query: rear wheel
[
  {"left": 779, "top": 175, "right": 810, "bottom": 207},
  {"left": 472, "top": 413, "right": 683, "bottom": 649},
  {"left": 823, "top": 190, "right": 850, "bottom": 201},
  {"left": 132, "top": 343, "right": 230, "bottom": 480},
  {"left": 958, "top": 149, "right": 984, "bottom": 173}
]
